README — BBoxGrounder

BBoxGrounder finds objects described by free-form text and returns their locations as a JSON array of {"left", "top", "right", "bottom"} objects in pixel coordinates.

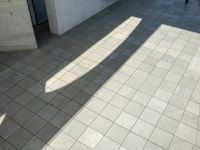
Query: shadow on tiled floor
[
  {"left": 0, "top": 0, "right": 200, "bottom": 149},
  {"left": 33, "top": 22, "right": 56, "bottom": 48}
]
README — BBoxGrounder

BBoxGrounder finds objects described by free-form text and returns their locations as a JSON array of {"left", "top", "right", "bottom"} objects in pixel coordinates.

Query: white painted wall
[{"left": 45, "top": 0, "right": 118, "bottom": 35}]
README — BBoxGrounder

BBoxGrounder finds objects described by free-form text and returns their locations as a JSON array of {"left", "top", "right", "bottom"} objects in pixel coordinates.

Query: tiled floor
[{"left": 1, "top": 0, "right": 200, "bottom": 149}]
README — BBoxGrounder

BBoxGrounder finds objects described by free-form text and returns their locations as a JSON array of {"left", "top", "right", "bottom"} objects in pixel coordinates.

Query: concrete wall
[
  {"left": 0, "top": 0, "right": 37, "bottom": 51},
  {"left": 45, "top": 0, "right": 118, "bottom": 35}
]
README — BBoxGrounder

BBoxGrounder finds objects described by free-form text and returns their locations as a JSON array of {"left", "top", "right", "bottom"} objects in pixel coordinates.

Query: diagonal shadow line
[
  {"left": 36, "top": 1, "right": 200, "bottom": 147},
  {"left": 36, "top": 13, "right": 162, "bottom": 150}
]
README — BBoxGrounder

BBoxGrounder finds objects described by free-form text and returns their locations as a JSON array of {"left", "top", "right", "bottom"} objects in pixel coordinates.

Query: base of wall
[
  {"left": 0, "top": 44, "right": 37, "bottom": 52},
  {"left": 45, "top": 0, "right": 118, "bottom": 35}
]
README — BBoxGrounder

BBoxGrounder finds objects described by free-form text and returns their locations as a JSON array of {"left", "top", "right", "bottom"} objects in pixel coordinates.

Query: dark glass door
[{"left": 32, "top": 0, "right": 48, "bottom": 24}]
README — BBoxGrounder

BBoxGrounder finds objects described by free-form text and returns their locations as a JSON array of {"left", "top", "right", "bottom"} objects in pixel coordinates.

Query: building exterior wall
[
  {"left": 0, "top": 0, "right": 117, "bottom": 51},
  {"left": 0, "top": 0, "right": 37, "bottom": 51},
  {"left": 45, "top": 0, "right": 118, "bottom": 35}
]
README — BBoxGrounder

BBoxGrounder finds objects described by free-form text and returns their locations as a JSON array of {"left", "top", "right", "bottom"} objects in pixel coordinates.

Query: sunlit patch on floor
[{"left": 45, "top": 16, "right": 142, "bottom": 93}]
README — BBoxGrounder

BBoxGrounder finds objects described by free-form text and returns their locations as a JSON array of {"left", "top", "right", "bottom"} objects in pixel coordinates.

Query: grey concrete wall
[
  {"left": 45, "top": 0, "right": 118, "bottom": 35},
  {"left": 0, "top": 0, "right": 37, "bottom": 51}
]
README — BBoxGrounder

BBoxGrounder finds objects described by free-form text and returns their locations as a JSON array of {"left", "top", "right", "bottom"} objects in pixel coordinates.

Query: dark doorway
[
  {"left": 27, "top": 0, "right": 48, "bottom": 25},
  {"left": 27, "top": 0, "right": 55, "bottom": 47}
]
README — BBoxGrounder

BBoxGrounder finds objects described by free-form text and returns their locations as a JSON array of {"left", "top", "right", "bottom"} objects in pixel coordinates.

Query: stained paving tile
[
  {"left": 78, "top": 128, "right": 103, "bottom": 149},
  {"left": 106, "top": 124, "right": 129, "bottom": 144},
  {"left": 149, "top": 128, "right": 173, "bottom": 149},
  {"left": 123, "top": 132, "right": 147, "bottom": 150},
  {"left": 49, "top": 131, "right": 75, "bottom": 150},
  {"left": 132, "top": 119, "right": 154, "bottom": 139}
]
